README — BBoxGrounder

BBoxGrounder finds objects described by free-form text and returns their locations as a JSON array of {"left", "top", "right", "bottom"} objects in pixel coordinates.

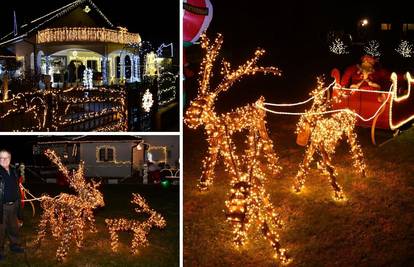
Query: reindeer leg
[
  {"left": 34, "top": 210, "right": 50, "bottom": 248},
  {"left": 293, "top": 142, "right": 317, "bottom": 193},
  {"left": 198, "top": 136, "right": 220, "bottom": 190},
  {"left": 346, "top": 129, "right": 366, "bottom": 177},
  {"left": 257, "top": 120, "right": 280, "bottom": 175},
  {"left": 261, "top": 220, "right": 291, "bottom": 265},
  {"left": 56, "top": 222, "right": 73, "bottom": 262},
  {"left": 319, "top": 145, "right": 345, "bottom": 201}
]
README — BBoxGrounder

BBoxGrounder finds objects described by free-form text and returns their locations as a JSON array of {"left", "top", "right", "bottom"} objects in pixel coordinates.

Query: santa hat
[{"left": 361, "top": 55, "right": 377, "bottom": 64}]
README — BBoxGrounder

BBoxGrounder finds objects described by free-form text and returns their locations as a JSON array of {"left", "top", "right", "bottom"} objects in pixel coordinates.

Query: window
[
  {"left": 381, "top": 23, "right": 391, "bottom": 31},
  {"left": 97, "top": 146, "right": 115, "bottom": 162},
  {"left": 403, "top": 24, "right": 414, "bottom": 32}
]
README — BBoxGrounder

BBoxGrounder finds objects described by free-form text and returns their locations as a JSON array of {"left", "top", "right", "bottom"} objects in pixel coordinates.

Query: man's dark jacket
[{"left": 0, "top": 166, "right": 23, "bottom": 222}]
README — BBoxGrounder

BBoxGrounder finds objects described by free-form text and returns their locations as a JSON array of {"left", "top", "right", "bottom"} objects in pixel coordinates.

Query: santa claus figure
[{"left": 340, "top": 55, "right": 390, "bottom": 91}]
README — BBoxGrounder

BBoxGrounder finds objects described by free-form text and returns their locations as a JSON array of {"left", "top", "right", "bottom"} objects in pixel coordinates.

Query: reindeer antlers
[{"left": 198, "top": 33, "right": 282, "bottom": 95}]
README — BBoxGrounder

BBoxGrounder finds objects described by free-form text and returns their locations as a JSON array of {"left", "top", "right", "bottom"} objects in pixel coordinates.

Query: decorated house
[
  {"left": 0, "top": 0, "right": 142, "bottom": 86},
  {"left": 32, "top": 135, "right": 179, "bottom": 183}
]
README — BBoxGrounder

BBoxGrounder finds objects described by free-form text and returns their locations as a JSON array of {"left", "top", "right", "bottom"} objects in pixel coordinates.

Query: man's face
[{"left": 0, "top": 152, "right": 11, "bottom": 169}]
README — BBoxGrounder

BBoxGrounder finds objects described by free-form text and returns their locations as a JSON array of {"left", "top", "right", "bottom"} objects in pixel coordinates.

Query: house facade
[
  {"left": 0, "top": 0, "right": 142, "bottom": 86},
  {"left": 33, "top": 135, "right": 179, "bottom": 182}
]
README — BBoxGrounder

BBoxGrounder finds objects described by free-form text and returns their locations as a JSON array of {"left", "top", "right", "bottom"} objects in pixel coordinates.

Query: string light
[
  {"left": 395, "top": 40, "right": 413, "bottom": 58},
  {"left": 364, "top": 40, "right": 381, "bottom": 57},
  {"left": 184, "top": 33, "right": 290, "bottom": 264},
  {"left": 329, "top": 38, "right": 349, "bottom": 55},
  {"left": 142, "top": 89, "right": 154, "bottom": 112},
  {"left": 157, "top": 72, "right": 177, "bottom": 106},
  {"left": 105, "top": 193, "right": 166, "bottom": 254},
  {"left": 35, "top": 149, "right": 105, "bottom": 262},
  {"left": 293, "top": 77, "right": 366, "bottom": 201},
  {"left": 36, "top": 27, "right": 140, "bottom": 45},
  {"left": 83, "top": 68, "right": 93, "bottom": 89}
]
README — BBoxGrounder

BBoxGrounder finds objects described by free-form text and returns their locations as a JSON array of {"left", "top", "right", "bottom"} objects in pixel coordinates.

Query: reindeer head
[
  {"left": 44, "top": 149, "right": 105, "bottom": 208},
  {"left": 79, "top": 179, "right": 105, "bottom": 209},
  {"left": 185, "top": 33, "right": 282, "bottom": 129}
]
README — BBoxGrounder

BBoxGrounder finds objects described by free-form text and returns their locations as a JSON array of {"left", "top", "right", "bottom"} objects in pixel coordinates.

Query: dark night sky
[
  {"left": 185, "top": 1, "right": 413, "bottom": 105},
  {"left": 0, "top": 0, "right": 179, "bottom": 46}
]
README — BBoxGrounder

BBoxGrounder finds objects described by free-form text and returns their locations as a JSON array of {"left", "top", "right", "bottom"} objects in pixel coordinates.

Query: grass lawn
[
  {"left": 184, "top": 116, "right": 414, "bottom": 267},
  {"left": 2, "top": 184, "right": 179, "bottom": 267}
]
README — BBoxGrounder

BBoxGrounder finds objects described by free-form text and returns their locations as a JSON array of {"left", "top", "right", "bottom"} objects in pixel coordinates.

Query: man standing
[{"left": 0, "top": 149, "right": 24, "bottom": 260}]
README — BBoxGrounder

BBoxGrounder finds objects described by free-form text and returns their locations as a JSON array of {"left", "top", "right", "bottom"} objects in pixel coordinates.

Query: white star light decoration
[{"left": 142, "top": 89, "right": 154, "bottom": 112}]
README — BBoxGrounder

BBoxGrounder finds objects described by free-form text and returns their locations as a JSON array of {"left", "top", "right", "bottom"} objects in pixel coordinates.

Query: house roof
[{"left": 0, "top": 0, "right": 114, "bottom": 47}]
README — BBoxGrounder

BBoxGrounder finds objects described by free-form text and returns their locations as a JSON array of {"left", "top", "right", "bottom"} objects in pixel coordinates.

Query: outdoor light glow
[
  {"left": 184, "top": 33, "right": 290, "bottom": 265},
  {"left": 35, "top": 149, "right": 105, "bottom": 262},
  {"left": 105, "top": 193, "right": 166, "bottom": 254},
  {"left": 293, "top": 78, "right": 366, "bottom": 201},
  {"left": 142, "top": 89, "right": 154, "bottom": 112},
  {"left": 36, "top": 27, "right": 141, "bottom": 44},
  {"left": 395, "top": 40, "right": 413, "bottom": 58},
  {"left": 361, "top": 19, "right": 368, "bottom": 26},
  {"left": 329, "top": 38, "right": 349, "bottom": 55}
]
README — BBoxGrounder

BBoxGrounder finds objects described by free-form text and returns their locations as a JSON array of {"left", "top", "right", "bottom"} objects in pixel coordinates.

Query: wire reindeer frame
[
  {"left": 185, "top": 33, "right": 291, "bottom": 264},
  {"left": 294, "top": 78, "right": 366, "bottom": 201},
  {"left": 35, "top": 149, "right": 105, "bottom": 262},
  {"left": 185, "top": 33, "right": 281, "bottom": 191}
]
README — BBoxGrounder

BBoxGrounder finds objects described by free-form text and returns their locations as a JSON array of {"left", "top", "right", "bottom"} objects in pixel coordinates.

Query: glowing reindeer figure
[
  {"left": 105, "top": 193, "right": 166, "bottom": 254},
  {"left": 185, "top": 33, "right": 282, "bottom": 191},
  {"left": 185, "top": 34, "right": 291, "bottom": 264},
  {"left": 293, "top": 78, "right": 366, "bottom": 200},
  {"left": 35, "top": 149, "right": 105, "bottom": 262}
]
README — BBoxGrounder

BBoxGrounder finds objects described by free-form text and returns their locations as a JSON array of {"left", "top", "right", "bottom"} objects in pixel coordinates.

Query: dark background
[
  {"left": 184, "top": 1, "right": 414, "bottom": 109},
  {"left": 0, "top": 0, "right": 179, "bottom": 46}
]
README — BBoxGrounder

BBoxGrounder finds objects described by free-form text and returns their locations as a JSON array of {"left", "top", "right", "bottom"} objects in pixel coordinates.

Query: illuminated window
[
  {"left": 403, "top": 24, "right": 414, "bottom": 32},
  {"left": 97, "top": 146, "right": 115, "bottom": 162},
  {"left": 381, "top": 23, "right": 391, "bottom": 30}
]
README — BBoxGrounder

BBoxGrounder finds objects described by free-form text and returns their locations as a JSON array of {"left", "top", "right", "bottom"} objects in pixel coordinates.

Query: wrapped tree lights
[
  {"left": 35, "top": 149, "right": 105, "bottom": 262},
  {"left": 293, "top": 78, "right": 366, "bottom": 201},
  {"left": 185, "top": 34, "right": 290, "bottom": 264},
  {"left": 184, "top": 33, "right": 281, "bottom": 191},
  {"left": 105, "top": 193, "right": 166, "bottom": 254}
]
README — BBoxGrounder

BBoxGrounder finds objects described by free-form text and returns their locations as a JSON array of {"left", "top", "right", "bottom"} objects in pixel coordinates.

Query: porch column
[
  {"left": 120, "top": 53, "right": 126, "bottom": 81},
  {"left": 133, "top": 55, "right": 140, "bottom": 82},
  {"left": 101, "top": 55, "right": 108, "bottom": 85}
]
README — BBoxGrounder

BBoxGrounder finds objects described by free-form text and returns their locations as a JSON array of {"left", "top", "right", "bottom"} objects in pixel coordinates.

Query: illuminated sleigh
[{"left": 331, "top": 69, "right": 414, "bottom": 145}]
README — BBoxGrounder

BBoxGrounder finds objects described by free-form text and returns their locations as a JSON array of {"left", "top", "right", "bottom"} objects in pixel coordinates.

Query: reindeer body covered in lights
[
  {"left": 35, "top": 149, "right": 105, "bottom": 262},
  {"left": 293, "top": 78, "right": 366, "bottom": 201},
  {"left": 185, "top": 34, "right": 291, "bottom": 264},
  {"left": 105, "top": 193, "right": 166, "bottom": 254}
]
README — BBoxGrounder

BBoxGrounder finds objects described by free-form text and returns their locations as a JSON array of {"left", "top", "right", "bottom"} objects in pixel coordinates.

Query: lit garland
[
  {"left": 157, "top": 72, "right": 177, "bottom": 106},
  {"left": 105, "top": 193, "right": 166, "bottom": 254},
  {"left": 185, "top": 34, "right": 290, "bottom": 264},
  {"left": 36, "top": 27, "right": 140, "bottom": 44},
  {"left": 147, "top": 145, "right": 168, "bottom": 164},
  {"left": 35, "top": 149, "right": 105, "bottom": 262},
  {"left": 142, "top": 89, "right": 154, "bottom": 112},
  {"left": 329, "top": 38, "right": 349, "bottom": 55},
  {"left": 0, "top": 86, "right": 128, "bottom": 131},
  {"left": 83, "top": 68, "right": 93, "bottom": 89},
  {"left": 364, "top": 40, "right": 381, "bottom": 57},
  {"left": 293, "top": 77, "right": 366, "bottom": 201},
  {"left": 395, "top": 40, "right": 413, "bottom": 58}
]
